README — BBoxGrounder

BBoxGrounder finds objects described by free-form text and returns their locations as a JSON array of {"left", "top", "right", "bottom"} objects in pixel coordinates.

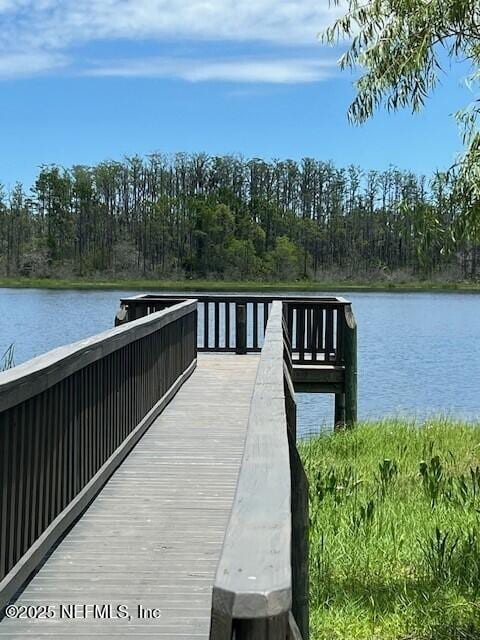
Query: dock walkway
[
  {"left": 0, "top": 296, "right": 357, "bottom": 639},
  {"left": 0, "top": 354, "right": 259, "bottom": 639}
]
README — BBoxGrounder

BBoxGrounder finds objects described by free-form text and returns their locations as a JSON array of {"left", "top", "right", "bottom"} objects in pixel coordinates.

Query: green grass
[
  {"left": 299, "top": 419, "right": 480, "bottom": 640},
  {"left": 1, "top": 276, "right": 480, "bottom": 293}
]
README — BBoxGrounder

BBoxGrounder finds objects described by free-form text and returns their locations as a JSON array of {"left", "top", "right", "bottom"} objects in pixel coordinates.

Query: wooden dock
[
  {"left": 0, "top": 354, "right": 258, "bottom": 638},
  {"left": 0, "top": 295, "right": 357, "bottom": 639}
]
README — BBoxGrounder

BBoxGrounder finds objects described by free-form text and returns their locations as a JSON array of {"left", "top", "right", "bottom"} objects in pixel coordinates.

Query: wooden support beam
[{"left": 343, "top": 304, "right": 358, "bottom": 427}]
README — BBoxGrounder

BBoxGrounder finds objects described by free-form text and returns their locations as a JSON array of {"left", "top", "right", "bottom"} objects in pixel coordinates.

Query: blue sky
[{"left": 0, "top": 0, "right": 473, "bottom": 189}]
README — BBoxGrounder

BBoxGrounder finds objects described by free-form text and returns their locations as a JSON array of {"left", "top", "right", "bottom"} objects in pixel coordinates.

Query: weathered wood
[
  {"left": 215, "top": 302, "right": 220, "bottom": 349},
  {"left": 253, "top": 302, "right": 259, "bottom": 350},
  {"left": 205, "top": 301, "right": 210, "bottom": 349},
  {"left": 0, "top": 300, "right": 196, "bottom": 413},
  {"left": 0, "top": 358, "right": 197, "bottom": 612},
  {"left": 0, "top": 301, "right": 197, "bottom": 597},
  {"left": 225, "top": 302, "right": 231, "bottom": 349},
  {"left": 236, "top": 303, "right": 247, "bottom": 355},
  {"left": 284, "top": 366, "right": 296, "bottom": 440},
  {"left": 120, "top": 294, "right": 350, "bottom": 367},
  {"left": 292, "top": 365, "right": 344, "bottom": 392},
  {"left": 233, "top": 612, "right": 289, "bottom": 639},
  {"left": 0, "top": 354, "right": 258, "bottom": 639},
  {"left": 288, "top": 613, "right": 303, "bottom": 640},
  {"left": 210, "top": 302, "right": 294, "bottom": 638},
  {"left": 288, "top": 432, "right": 309, "bottom": 640},
  {"left": 325, "top": 308, "right": 334, "bottom": 363},
  {"left": 343, "top": 304, "right": 358, "bottom": 427}
]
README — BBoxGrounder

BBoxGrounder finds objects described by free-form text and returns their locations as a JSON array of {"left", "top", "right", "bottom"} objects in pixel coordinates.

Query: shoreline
[{"left": 1, "top": 277, "right": 480, "bottom": 294}]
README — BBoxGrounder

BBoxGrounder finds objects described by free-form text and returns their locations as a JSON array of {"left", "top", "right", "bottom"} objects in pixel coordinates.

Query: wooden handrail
[
  {"left": 209, "top": 301, "right": 309, "bottom": 640},
  {"left": 0, "top": 300, "right": 198, "bottom": 608},
  {"left": 118, "top": 294, "right": 349, "bottom": 363},
  {"left": 0, "top": 299, "right": 196, "bottom": 413}
]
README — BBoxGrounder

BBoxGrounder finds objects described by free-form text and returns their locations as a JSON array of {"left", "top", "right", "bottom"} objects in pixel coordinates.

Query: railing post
[
  {"left": 288, "top": 430, "right": 309, "bottom": 640},
  {"left": 114, "top": 304, "right": 128, "bottom": 326},
  {"left": 343, "top": 304, "right": 357, "bottom": 427},
  {"left": 235, "top": 303, "right": 247, "bottom": 354}
]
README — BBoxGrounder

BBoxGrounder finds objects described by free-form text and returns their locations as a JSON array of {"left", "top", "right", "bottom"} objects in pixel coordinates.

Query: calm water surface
[{"left": 1, "top": 288, "right": 479, "bottom": 435}]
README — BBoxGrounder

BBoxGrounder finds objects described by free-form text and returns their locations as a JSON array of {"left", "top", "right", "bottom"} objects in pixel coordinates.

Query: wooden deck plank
[{"left": 0, "top": 354, "right": 259, "bottom": 639}]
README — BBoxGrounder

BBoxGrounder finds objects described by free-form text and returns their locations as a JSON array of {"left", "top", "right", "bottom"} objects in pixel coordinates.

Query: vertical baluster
[
  {"left": 30, "top": 398, "right": 41, "bottom": 547},
  {"left": 57, "top": 380, "right": 67, "bottom": 514},
  {"left": 297, "top": 305, "right": 305, "bottom": 363},
  {"left": 93, "top": 363, "right": 98, "bottom": 469},
  {"left": 107, "top": 354, "right": 113, "bottom": 461},
  {"left": 335, "top": 308, "right": 343, "bottom": 365},
  {"left": 306, "top": 306, "right": 312, "bottom": 359},
  {"left": 318, "top": 307, "right": 325, "bottom": 360},
  {"left": 20, "top": 402, "right": 32, "bottom": 558},
  {"left": 64, "top": 379, "right": 72, "bottom": 507},
  {"left": 69, "top": 376, "right": 77, "bottom": 502},
  {"left": 204, "top": 302, "right": 209, "bottom": 349},
  {"left": 214, "top": 302, "right": 220, "bottom": 349},
  {"left": 53, "top": 384, "right": 61, "bottom": 521},
  {"left": 88, "top": 365, "right": 94, "bottom": 482},
  {"left": 120, "top": 347, "right": 125, "bottom": 445},
  {"left": 45, "top": 388, "right": 55, "bottom": 527},
  {"left": 82, "top": 369, "right": 89, "bottom": 484},
  {"left": 0, "top": 414, "right": 9, "bottom": 579},
  {"left": 124, "top": 344, "right": 129, "bottom": 433},
  {"left": 104, "top": 357, "right": 109, "bottom": 462},
  {"left": 51, "top": 388, "right": 59, "bottom": 519},
  {"left": 253, "top": 302, "right": 258, "bottom": 350},
  {"left": 113, "top": 351, "right": 119, "bottom": 452},
  {"left": 325, "top": 308, "right": 334, "bottom": 362},
  {"left": 235, "top": 303, "right": 247, "bottom": 354},
  {"left": 312, "top": 306, "right": 320, "bottom": 363},
  {"left": 8, "top": 407, "right": 19, "bottom": 571},
  {"left": 39, "top": 392, "right": 48, "bottom": 536},
  {"left": 225, "top": 302, "right": 230, "bottom": 349}
]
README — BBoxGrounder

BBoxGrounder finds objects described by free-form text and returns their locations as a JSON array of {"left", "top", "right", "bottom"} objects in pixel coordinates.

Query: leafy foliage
[
  {"left": 325, "top": 0, "right": 480, "bottom": 239},
  {"left": 0, "top": 153, "right": 478, "bottom": 281}
]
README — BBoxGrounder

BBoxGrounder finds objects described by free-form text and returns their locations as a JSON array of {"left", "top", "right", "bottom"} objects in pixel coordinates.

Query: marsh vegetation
[{"left": 300, "top": 420, "right": 480, "bottom": 639}]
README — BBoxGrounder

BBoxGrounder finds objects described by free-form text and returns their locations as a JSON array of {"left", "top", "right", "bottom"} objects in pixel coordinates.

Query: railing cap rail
[
  {"left": 211, "top": 300, "right": 292, "bottom": 620},
  {"left": 120, "top": 293, "right": 351, "bottom": 305},
  {"left": 0, "top": 299, "right": 197, "bottom": 413}
]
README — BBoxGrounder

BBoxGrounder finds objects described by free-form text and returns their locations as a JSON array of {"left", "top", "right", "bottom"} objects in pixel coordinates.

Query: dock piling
[{"left": 343, "top": 304, "right": 358, "bottom": 427}]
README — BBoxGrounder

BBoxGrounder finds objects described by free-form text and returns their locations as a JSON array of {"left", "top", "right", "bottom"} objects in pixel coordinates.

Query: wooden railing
[
  {"left": 117, "top": 294, "right": 349, "bottom": 363},
  {"left": 117, "top": 293, "right": 358, "bottom": 428},
  {"left": 0, "top": 300, "right": 197, "bottom": 609},
  {"left": 209, "top": 301, "right": 309, "bottom": 640}
]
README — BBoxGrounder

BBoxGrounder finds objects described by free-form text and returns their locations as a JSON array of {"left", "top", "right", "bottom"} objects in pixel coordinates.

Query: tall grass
[
  {"left": 1, "top": 344, "right": 14, "bottom": 371},
  {"left": 0, "top": 276, "right": 479, "bottom": 293},
  {"left": 299, "top": 419, "right": 480, "bottom": 640}
]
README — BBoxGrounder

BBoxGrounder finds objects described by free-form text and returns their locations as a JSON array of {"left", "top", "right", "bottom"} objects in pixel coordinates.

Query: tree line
[{"left": 0, "top": 153, "right": 477, "bottom": 281}]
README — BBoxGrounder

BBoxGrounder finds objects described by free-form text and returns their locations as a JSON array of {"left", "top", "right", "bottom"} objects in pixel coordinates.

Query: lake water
[{"left": 1, "top": 288, "right": 479, "bottom": 436}]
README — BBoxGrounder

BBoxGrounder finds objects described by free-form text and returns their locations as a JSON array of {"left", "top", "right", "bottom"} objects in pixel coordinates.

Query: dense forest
[{"left": 0, "top": 153, "right": 477, "bottom": 281}]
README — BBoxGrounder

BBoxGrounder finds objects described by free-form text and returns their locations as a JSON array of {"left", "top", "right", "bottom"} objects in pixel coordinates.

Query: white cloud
[
  {"left": 0, "top": 51, "right": 68, "bottom": 78},
  {"left": 0, "top": 1, "right": 343, "bottom": 80},
  {"left": 4, "top": 1, "right": 342, "bottom": 48},
  {"left": 86, "top": 56, "right": 337, "bottom": 83}
]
